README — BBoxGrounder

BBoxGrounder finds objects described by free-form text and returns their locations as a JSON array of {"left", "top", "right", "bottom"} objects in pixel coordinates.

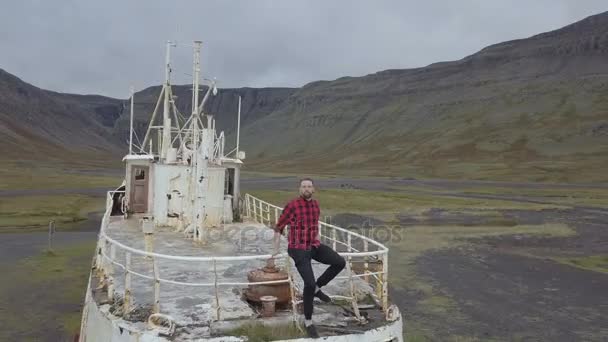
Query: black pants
[{"left": 288, "top": 244, "right": 346, "bottom": 320}]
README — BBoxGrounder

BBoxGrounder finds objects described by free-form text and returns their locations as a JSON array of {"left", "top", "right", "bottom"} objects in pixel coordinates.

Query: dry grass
[
  {"left": 0, "top": 194, "right": 104, "bottom": 228},
  {"left": 0, "top": 163, "right": 120, "bottom": 191},
  {"left": 249, "top": 188, "right": 566, "bottom": 224},
  {"left": 0, "top": 241, "right": 96, "bottom": 341}
]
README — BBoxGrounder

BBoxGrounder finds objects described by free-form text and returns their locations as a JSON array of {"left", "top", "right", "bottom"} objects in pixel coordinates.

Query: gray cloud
[{"left": 1, "top": 0, "right": 606, "bottom": 98}]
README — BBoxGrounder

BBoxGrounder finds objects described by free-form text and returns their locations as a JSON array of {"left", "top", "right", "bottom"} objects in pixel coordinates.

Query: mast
[
  {"left": 129, "top": 86, "right": 134, "bottom": 155},
  {"left": 190, "top": 41, "right": 208, "bottom": 242},
  {"left": 161, "top": 41, "right": 174, "bottom": 161},
  {"left": 236, "top": 95, "right": 241, "bottom": 158},
  {"left": 192, "top": 41, "right": 201, "bottom": 121}
]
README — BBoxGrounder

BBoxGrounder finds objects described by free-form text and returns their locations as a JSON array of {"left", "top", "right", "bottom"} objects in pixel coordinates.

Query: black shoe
[
  {"left": 315, "top": 289, "right": 332, "bottom": 303},
  {"left": 305, "top": 324, "right": 320, "bottom": 338}
]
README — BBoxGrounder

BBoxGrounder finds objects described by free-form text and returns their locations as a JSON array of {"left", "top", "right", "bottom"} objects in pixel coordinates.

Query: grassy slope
[
  {"left": 234, "top": 13, "right": 608, "bottom": 183},
  {"left": 239, "top": 74, "right": 608, "bottom": 182}
]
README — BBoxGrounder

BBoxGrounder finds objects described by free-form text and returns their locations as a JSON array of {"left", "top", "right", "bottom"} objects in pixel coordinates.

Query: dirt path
[
  {"left": 402, "top": 190, "right": 608, "bottom": 341},
  {"left": 416, "top": 247, "right": 608, "bottom": 341}
]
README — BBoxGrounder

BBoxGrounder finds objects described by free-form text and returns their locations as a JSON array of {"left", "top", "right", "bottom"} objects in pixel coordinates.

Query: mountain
[
  {"left": 3, "top": 11, "right": 608, "bottom": 182},
  {"left": 233, "top": 11, "right": 608, "bottom": 181},
  {"left": 0, "top": 68, "right": 296, "bottom": 167},
  {"left": 0, "top": 68, "right": 123, "bottom": 163}
]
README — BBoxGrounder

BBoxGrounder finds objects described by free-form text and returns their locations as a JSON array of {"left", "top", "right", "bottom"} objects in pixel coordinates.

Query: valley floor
[
  {"left": 1, "top": 169, "right": 607, "bottom": 341},
  {"left": 245, "top": 174, "right": 608, "bottom": 341}
]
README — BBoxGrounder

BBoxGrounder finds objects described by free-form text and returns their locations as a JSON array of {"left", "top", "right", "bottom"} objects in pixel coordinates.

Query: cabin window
[{"left": 135, "top": 169, "right": 146, "bottom": 180}]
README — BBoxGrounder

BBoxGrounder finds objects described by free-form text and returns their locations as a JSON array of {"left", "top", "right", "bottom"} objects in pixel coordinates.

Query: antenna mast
[
  {"left": 161, "top": 41, "right": 175, "bottom": 160},
  {"left": 129, "top": 86, "right": 134, "bottom": 155}
]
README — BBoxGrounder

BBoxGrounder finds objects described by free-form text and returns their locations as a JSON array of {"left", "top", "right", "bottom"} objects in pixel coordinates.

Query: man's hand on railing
[{"left": 272, "top": 224, "right": 284, "bottom": 235}]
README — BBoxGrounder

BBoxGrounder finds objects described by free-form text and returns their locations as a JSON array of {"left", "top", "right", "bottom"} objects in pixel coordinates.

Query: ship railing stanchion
[
  {"left": 213, "top": 259, "right": 221, "bottom": 320},
  {"left": 332, "top": 228, "right": 337, "bottom": 250},
  {"left": 246, "top": 194, "right": 251, "bottom": 218},
  {"left": 265, "top": 203, "right": 270, "bottom": 224},
  {"left": 153, "top": 259, "right": 161, "bottom": 313},
  {"left": 101, "top": 238, "right": 111, "bottom": 282},
  {"left": 252, "top": 197, "right": 257, "bottom": 222},
  {"left": 124, "top": 252, "right": 132, "bottom": 314},
  {"left": 319, "top": 223, "right": 323, "bottom": 244},
  {"left": 108, "top": 244, "right": 116, "bottom": 301},
  {"left": 382, "top": 252, "right": 389, "bottom": 315},
  {"left": 95, "top": 236, "right": 105, "bottom": 278},
  {"left": 363, "top": 239, "right": 369, "bottom": 284},
  {"left": 346, "top": 234, "right": 362, "bottom": 321},
  {"left": 258, "top": 200, "right": 263, "bottom": 224},
  {"left": 274, "top": 207, "right": 278, "bottom": 224}
]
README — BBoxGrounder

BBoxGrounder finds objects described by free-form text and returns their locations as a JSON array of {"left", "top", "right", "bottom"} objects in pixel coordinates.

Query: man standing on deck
[{"left": 272, "top": 178, "right": 346, "bottom": 338}]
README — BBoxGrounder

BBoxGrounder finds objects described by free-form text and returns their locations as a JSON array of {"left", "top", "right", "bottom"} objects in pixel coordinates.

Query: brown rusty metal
[
  {"left": 260, "top": 295, "right": 278, "bottom": 317},
  {"left": 245, "top": 259, "right": 291, "bottom": 304}
]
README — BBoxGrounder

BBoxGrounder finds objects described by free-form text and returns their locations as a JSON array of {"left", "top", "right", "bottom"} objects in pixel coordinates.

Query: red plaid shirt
[{"left": 276, "top": 196, "right": 321, "bottom": 250}]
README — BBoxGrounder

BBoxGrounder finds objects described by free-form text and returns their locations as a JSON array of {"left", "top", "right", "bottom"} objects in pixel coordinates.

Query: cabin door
[{"left": 130, "top": 166, "right": 149, "bottom": 213}]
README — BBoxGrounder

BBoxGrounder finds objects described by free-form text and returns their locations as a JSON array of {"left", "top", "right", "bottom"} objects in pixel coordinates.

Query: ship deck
[{"left": 91, "top": 214, "right": 393, "bottom": 340}]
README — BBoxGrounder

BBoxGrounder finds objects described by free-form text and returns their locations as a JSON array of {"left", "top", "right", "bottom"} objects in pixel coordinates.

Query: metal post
[
  {"left": 153, "top": 259, "right": 160, "bottom": 313},
  {"left": 319, "top": 224, "right": 323, "bottom": 244},
  {"left": 157, "top": 129, "right": 162, "bottom": 156},
  {"left": 101, "top": 239, "right": 110, "bottom": 276},
  {"left": 124, "top": 252, "right": 132, "bottom": 314},
  {"left": 258, "top": 200, "right": 263, "bottom": 224},
  {"left": 95, "top": 237, "right": 105, "bottom": 277},
  {"left": 332, "top": 228, "right": 337, "bottom": 250},
  {"left": 213, "top": 259, "right": 221, "bottom": 321},
  {"left": 142, "top": 87, "right": 165, "bottom": 150},
  {"left": 108, "top": 244, "right": 116, "bottom": 301},
  {"left": 274, "top": 207, "right": 279, "bottom": 224},
  {"left": 236, "top": 96, "right": 241, "bottom": 157},
  {"left": 363, "top": 240, "right": 369, "bottom": 283},
  {"left": 246, "top": 195, "right": 251, "bottom": 218},
  {"left": 382, "top": 253, "right": 389, "bottom": 314},
  {"left": 129, "top": 86, "right": 134, "bottom": 155},
  {"left": 265, "top": 203, "right": 270, "bottom": 224},
  {"left": 193, "top": 41, "right": 202, "bottom": 117},
  {"left": 346, "top": 234, "right": 361, "bottom": 321},
  {"left": 47, "top": 220, "right": 55, "bottom": 252},
  {"left": 347, "top": 234, "right": 352, "bottom": 252},
  {"left": 144, "top": 233, "right": 154, "bottom": 257}
]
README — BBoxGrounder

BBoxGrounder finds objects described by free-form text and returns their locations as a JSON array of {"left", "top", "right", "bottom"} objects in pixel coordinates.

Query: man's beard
[{"left": 301, "top": 192, "right": 312, "bottom": 199}]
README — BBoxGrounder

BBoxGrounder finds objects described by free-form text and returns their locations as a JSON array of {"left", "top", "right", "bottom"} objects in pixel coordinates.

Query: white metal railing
[
  {"left": 243, "top": 194, "right": 390, "bottom": 313},
  {"left": 94, "top": 191, "right": 390, "bottom": 326}
]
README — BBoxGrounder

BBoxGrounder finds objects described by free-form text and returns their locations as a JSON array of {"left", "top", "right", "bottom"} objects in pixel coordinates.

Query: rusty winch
[{"left": 244, "top": 258, "right": 291, "bottom": 304}]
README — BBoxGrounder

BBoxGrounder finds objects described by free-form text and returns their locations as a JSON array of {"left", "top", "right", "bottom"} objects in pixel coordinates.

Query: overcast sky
[{"left": 1, "top": 1, "right": 606, "bottom": 98}]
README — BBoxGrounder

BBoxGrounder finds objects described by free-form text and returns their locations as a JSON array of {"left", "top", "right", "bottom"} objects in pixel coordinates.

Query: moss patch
[
  {"left": 554, "top": 255, "right": 608, "bottom": 274},
  {"left": 223, "top": 321, "right": 305, "bottom": 341}
]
